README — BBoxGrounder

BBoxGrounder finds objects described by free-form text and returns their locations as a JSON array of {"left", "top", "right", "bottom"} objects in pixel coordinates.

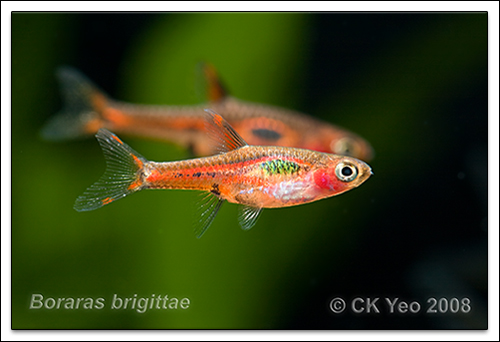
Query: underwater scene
[{"left": 11, "top": 12, "right": 488, "bottom": 329}]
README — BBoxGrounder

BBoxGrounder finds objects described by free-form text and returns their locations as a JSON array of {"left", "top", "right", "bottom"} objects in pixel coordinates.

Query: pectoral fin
[{"left": 195, "top": 192, "right": 225, "bottom": 238}]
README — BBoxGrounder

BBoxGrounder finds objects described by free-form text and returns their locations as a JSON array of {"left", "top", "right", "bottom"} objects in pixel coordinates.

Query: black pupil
[{"left": 342, "top": 166, "right": 353, "bottom": 177}]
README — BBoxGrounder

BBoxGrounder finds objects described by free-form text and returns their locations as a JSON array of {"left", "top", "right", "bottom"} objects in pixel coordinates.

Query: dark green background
[{"left": 12, "top": 12, "right": 487, "bottom": 329}]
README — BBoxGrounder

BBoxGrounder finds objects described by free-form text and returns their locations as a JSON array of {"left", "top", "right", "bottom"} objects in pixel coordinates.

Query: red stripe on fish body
[
  {"left": 141, "top": 145, "right": 366, "bottom": 208},
  {"left": 74, "top": 111, "right": 373, "bottom": 237}
]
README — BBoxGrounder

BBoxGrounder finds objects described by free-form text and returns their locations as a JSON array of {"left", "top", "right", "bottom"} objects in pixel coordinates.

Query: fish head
[
  {"left": 305, "top": 126, "right": 374, "bottom": 161},
  {"left": 313, "top": 155, "right": 373, "bottom": 196}
]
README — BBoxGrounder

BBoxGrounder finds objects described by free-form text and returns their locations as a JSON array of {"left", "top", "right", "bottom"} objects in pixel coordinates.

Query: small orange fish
[
  {"left": 74, "top": 109, "right": 373, "bottom": 237},
  {"left": 42, "top": 65, "right": 374, "bottom": 160}
]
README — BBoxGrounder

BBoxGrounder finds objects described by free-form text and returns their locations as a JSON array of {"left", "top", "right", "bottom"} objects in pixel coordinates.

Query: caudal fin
[
  {"left": 41, "top": 67, "right": 107, "bottom": 141},
  {"left": 74, "top": 129, "right": 147, "bottom": 212}
]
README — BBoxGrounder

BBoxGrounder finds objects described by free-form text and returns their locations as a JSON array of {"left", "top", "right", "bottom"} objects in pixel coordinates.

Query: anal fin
[{"left": 238, "top": 206, "right": 263, "bottom": 231}]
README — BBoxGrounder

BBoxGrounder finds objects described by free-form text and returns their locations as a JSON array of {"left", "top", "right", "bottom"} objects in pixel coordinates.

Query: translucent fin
[
  {"left": 199, "top": 62, "right": 228, "bottom": 102},
  {"left": 204, "top": 109, "right": 248, "bottom": 154},
  {"left": 41, "top": 67, "right": 106, "bottom": 141},
  {"left": 238, "top": 206, "right": 263, "bottom": 231},
  {"left": 195, "top": 192, "right": 225, "bottom": 238},
  {"left": 74, "top": 129, "right": 147, "bottom": 212}
]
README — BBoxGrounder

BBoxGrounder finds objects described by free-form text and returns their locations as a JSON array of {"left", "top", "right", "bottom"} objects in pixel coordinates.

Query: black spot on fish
[
  {"left": 193, "top": 172, "right": 202, "bottom": 177},
  {"left": 251, "top": 128, "right": 282, "bottom": 141},
  {"left": 206, "top": 172, "right": 216, "bottom": 178},
  {"left": 211, "top": 183, "right": 220, "bottom": 196}
]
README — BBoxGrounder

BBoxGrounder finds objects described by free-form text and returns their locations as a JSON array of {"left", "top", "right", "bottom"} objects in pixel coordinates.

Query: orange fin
[
  {"left": 204, "top": 109, "right": 248, "bottom": 153},
  {"left": 198, "top": 62, "right": 228, "bottom": 102},
  {"left": 41, "top": 67, "right": 107, "bottom": 141},
  {"left": 74, "top": 129, "right": 147, "bottom": 212}
]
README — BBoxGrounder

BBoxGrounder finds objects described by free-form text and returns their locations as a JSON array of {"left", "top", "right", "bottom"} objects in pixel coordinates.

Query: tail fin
[
  {"left": 41, "top": 67, "right": 106, "bottom": 141},
  {"left": 74, "top": 129, "right": 147, "bottom": 212}
]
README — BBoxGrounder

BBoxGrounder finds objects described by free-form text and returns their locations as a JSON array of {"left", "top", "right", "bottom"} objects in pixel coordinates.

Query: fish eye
[
  {"left": 332, "top": 137, "right": 357, "bottom": 157},
  {"left": 335, "top": 162, "right": 358, "bottom": 182}
]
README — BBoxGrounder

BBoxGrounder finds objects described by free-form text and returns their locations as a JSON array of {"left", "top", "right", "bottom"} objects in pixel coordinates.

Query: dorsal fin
[
  {"left": 204, "top": 109, "right": 248, "bottom": 153},
  {"left": 202, "top": 62, "right": 228, "bottom": 102}
]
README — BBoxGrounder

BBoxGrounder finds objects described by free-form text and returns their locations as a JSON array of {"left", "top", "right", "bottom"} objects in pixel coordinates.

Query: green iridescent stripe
[{"left": 260, "top": 159, "right": 300, "bottom": 175}]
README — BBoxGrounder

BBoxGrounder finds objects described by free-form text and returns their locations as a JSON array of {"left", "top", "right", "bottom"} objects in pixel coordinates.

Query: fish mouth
[{"left": 356, "top": 162, "right": 373, "bottom": 185}]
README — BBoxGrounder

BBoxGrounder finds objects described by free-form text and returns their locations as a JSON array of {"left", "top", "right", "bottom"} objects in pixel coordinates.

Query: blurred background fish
[{"left": 41, "top": 63, "right": 374, "bottom": 160}]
